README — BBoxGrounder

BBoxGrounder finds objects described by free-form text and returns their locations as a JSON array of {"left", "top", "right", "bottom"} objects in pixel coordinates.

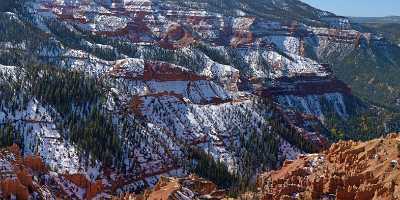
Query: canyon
[{"left": 0, "top": 0, "right": 400, "bottom": 199}]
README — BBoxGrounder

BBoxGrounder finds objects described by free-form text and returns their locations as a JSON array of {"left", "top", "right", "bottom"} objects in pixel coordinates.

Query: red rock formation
[
  {"left": 86, "top": 180, "right": 103, "bottom": 199},
  {"left": 255, "top": 133, "right": 400, "bottom": 200},
  {"left": 261, "top": 76, "right": 352, "bottom": 97},
  {"left": 64, "top": 174, "right": 91, "bottom": 188},
  {"left": 131, "top": 95, "right": 144, "bottom": 116},
  {"left": 0, "top": 145, "right": 109, "bottom": 199},
  {"left": 0, "top": 179, "right": 30, "bottom": 200},
  {"left": 165, "top": 23, "right": 185, "bottom": 41},
  {"left": 230, "top": 31, "right": 254, "bottom": 48},
  {"left": 63, "top": 173, "right": 104, "bottom": 199},
  {"left": 24, "top": 155, "right": 47, "bottom": 172},
  {"left": 0, "top": 145, "right": 39, "bottom": 200},
  {"left": 16, "top": 168, "right": 33, "bottom": 188},
  {"left": 143, "top": 61, "right": 207, "bottom": 81},
  {"left": 9, "top": 144, "right": 21, "bottom": 156}
]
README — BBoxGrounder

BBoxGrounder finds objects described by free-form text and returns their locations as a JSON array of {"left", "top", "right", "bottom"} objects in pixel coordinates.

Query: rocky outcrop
[
  {"left": 131, "top": 175, "right": 225, "bottom": 200},
  {"left": 108, "top": 59, "right": 210, "bottom": 82},
  {"left": 255, "top": 133, "right": 400, "bottom": 200},
  {"left": 0, "top": 179, "right": 30, "bottom": 200},
  {"left": 261, "top": 76, "right": 352, "bottom": 97},
  {"left": 143, "top": 61, "right": 207, "bottom": 81},
  {"left": 0, "top": 145, "right": 44, "bottom": 200},
  {"left": 86, "top": 180, "right": 103, "bottom": 200},
  {"left": 24, "top": 155, "right": 48, "bottom": 173},
  {"left": 64, "top": 174, "right": 91, "bottom": 188},
  {"left": 63, "top": 174, "right": 104, "bottom": 199}
]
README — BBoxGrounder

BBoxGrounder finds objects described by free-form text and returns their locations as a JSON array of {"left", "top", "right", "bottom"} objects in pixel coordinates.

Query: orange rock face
[
  {"left": 0, "top": 179, "right": 30, "bottom": 200},
  {"left": 0, "top": 145, "right": 40, "bottom": 200},
  {"left": 64, "top": 173, "right": 104, "bottom": 199},
  {"left": 86, "top": 180, "right": 104, "bottom": 199},
  {"left": 255, "top": 133, "right": 400, "bottom": 200},
  {"left": 133, "top": 175, "right": 225, "bottom": 200},
  {"left": 64, "top": 174, "right": 91, "bottom": 188},
  {"left": 16, "top": 168, "right": 33, "bottom": 188},
  {"left": 24, "top": 155, "right": 47, "bottom": 173}
]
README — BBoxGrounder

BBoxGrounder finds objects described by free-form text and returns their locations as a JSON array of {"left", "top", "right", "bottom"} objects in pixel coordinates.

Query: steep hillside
[{"left": 363, "top": 23, "right": 400, "bottom": 45}]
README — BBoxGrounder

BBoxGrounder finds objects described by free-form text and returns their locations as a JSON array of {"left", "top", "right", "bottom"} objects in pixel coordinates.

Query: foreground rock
[
  {"left": 0, "top": 144, "right": 123, "bottom": 199},
  {"left": 124, "top": 175, "right": 225, "bottom": 200},
  {"left": 254, "top": 133, "right": 400, "bottom": 200},
  {"left": 0, "top": 144, "right": 50, "bottom": 200}
]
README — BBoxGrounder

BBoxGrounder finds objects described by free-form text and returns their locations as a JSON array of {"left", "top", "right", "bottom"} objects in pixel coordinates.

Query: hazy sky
[{"left": 301, "top": 0, "right": 400, "bottom": 17}]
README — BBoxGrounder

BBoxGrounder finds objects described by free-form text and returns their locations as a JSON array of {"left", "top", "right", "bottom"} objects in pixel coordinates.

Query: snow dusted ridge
[
  {"left": 14, "top": 100, "right": 81, "bottom": 173},
  {"left": 263, "top": 51, "right": 330, "bottom": 79}
]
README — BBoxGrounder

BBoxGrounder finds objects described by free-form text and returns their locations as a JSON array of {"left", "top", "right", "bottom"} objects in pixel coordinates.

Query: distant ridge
[{"left": 350, "top": 16, "right": 400, "bottom": 24}]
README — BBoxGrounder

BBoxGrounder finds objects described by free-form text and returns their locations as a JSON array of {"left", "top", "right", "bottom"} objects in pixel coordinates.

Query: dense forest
[{"left": 0, "top": 61, "right": 123, "bottom": 165}]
